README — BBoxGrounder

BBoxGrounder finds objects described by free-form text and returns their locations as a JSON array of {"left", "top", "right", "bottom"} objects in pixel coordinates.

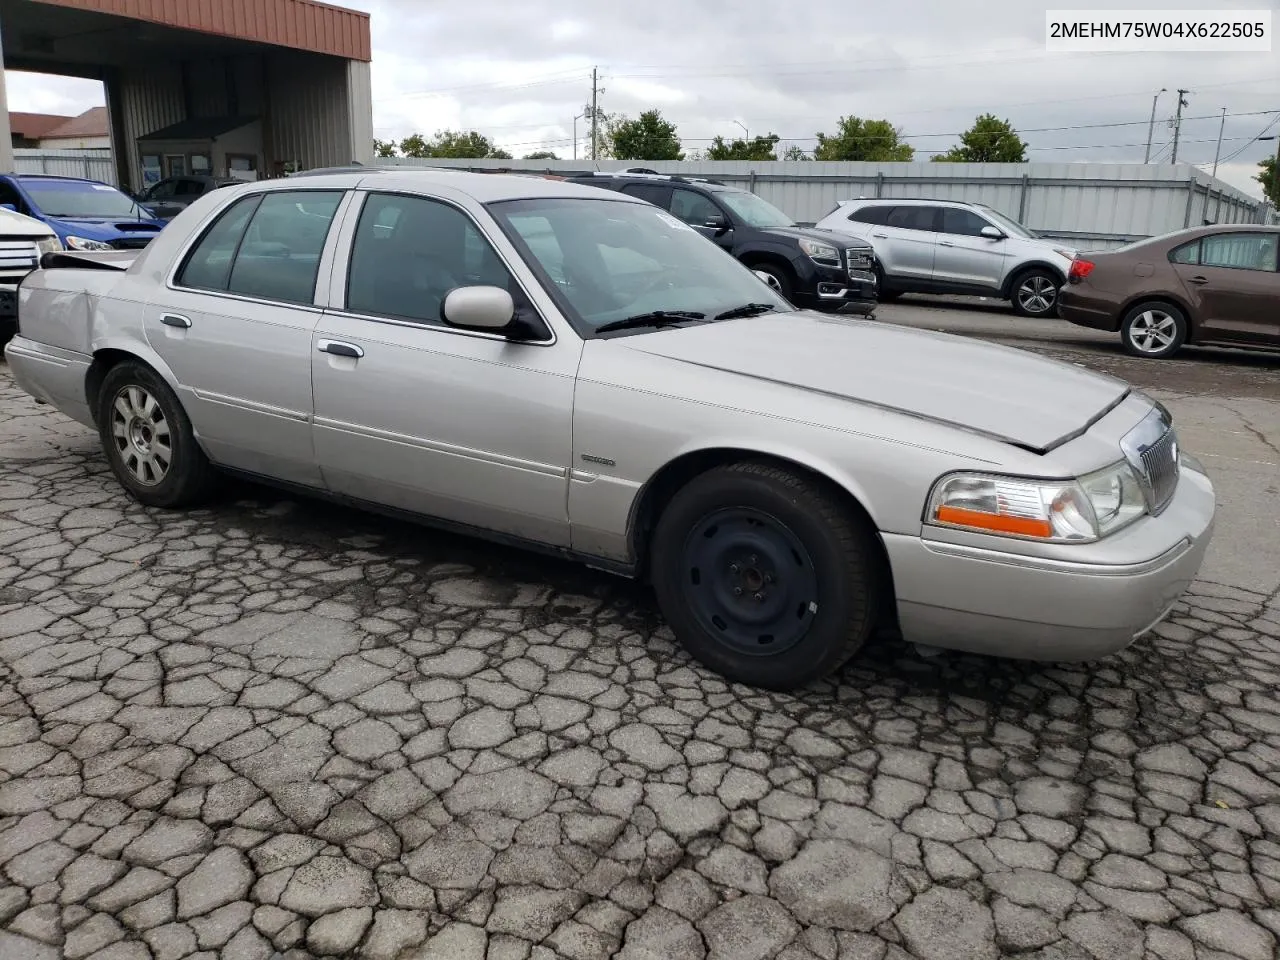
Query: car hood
[
  {"left": 764, "top": 225, "right": 873, "bottom": 249},
  {"left": 49, "top": 216, "right": 164, "bottom": 237},
  {"left": 619, "top": 312, "right": 1130, "bottom": 453},
  {"left": 0, "top": 205, "right": 55, "bottom": 237}
]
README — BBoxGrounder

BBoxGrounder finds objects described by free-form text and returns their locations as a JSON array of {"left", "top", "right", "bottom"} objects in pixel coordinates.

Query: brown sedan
[{"left": 1058, "top": 224, "right": 1279, "bottom": 358}]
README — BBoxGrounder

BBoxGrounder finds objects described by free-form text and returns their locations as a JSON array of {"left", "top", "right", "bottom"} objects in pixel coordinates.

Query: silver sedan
[{"left": 4, "top": 169, "right": 1215, "bottom": 690}]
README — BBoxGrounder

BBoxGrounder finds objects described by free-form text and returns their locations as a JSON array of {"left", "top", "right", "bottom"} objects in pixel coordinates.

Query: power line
[{"left": 1215, "top": 112, "right": 1280, "bottom": 165}]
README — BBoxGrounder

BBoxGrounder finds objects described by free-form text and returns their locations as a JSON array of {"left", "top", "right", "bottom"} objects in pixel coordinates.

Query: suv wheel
[
  {"left": 650, "top": 461, "right": 880, "bottom": 690},
  {"left": 1011, "top": 268, "right": 1061, "bottom": 317},
  {"left": 751, "top": 264, "right": 793, "bottom": 301}
]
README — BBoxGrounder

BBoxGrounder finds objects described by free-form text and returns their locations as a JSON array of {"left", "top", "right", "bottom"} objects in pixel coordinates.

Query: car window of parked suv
[
  {"left": 346, "top": 192, "right": 516, "bottom": 325},
  {"left": 670, "top": 188, "right": 722, "bottom": 226},
  {"left": 940, "top": 207, "right": 995, "bottom": 237},
  {"left": 847, "top": 205, "right": 892, "bottom": 225},
  {"left": 175, "top": 179, "right": 205, "bottom": 197},
  {"left": 886, "top": 206, "right": 938, "bottom": 231}
]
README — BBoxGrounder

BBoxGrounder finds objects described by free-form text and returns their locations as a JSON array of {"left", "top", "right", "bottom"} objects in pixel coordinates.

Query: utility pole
[
  {"left": 590, "top": 67, "right": 599, "bottom": 161},
  {"left": 1144, "top": 88, "right": 1165, "bottom": 163},
  {"left": 1211, "top": 106, "right": 1227, "bottom": 178},
  {"left": 572, "top": 112, "right": 584, "bottom": 161},
  {"left": 1170, "top": 89, "right": 1189, "bottom": 164}
]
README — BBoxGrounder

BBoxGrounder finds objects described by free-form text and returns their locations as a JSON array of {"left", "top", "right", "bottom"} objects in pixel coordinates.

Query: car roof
[
  {"left": 838, "top": 197, "right": 978, "bottom": 208},
  {"left": 13, "top": 174, "right": 116, "bottom": 187},
  {"left": 252, "top": 167, "right": 654, "bottom": 203}
]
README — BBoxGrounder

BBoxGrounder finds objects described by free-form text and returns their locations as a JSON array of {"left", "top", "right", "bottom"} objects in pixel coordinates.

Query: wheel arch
[
  {"left": 85, "top": 341, "right": 183, "bottom": 429},
  {"left": 627, "top": 445, "right": 898, "bottom": 622},
  {"left": 1001, "top": 260, "right": 1067, "bottom": 299},
  {"left": 737, "top": 250, "right": 798, "bottom": 283}
]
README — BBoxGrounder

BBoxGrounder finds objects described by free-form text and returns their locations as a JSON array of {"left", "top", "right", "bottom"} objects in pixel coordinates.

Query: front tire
[
  {"left": 1120, "top": 301, "right": 1187, "bottom": 359},
  {"left": 1010, "top": 268, "right": 1062, "bottom": 317},
  {"left": 96, "top": 361, "right": 218, "bottom": 508},
  {"left": 650, "top": 461, "right": 880, "bottom": 690},
  {"left": 751, "top": 263, "right": 794, "bottom": 303}
]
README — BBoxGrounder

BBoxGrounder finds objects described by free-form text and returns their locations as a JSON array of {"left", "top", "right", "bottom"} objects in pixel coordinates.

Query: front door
[
  {"left": 1173, "top": 231, "right": 1280, "bottom": 346},
  {"left": 932, "top": 206, "right": 1009, "bottom": 291},
  {"left": 310, "top": 190, "right": 579, "bottom": 547},
  {"left": 142, "top": 188, "right": 347, "bottom": 487},
  {"left": 163, "top": 155, "right": 187, "bottom": 178}
]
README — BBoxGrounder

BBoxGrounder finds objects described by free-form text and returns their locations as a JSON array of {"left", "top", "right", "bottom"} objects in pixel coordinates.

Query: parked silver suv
[{"left": 815, "top": 198, "right": 1078, "bottom": 317}]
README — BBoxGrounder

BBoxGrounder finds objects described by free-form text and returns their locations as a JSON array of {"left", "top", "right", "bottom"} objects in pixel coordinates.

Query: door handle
[
  {"left": 938, "top": 241, "right": 955, "bottom": 247},
  {"left": 872, "top": 233, "right": 889, "bottom": 239},
  {"left": 1187, "top": 275, "right": 1209, "bottom": 285},
  {"left": 160, "top": 313, "right": 190, "bottom": 328},
  {"left": 318, "top": 339, "right": 364, "bottom": 359}
]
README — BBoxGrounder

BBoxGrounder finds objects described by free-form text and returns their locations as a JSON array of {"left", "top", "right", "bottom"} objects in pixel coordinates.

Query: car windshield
[
  {"left": 488, "top": 197, "right": 795, "bottom": 333},
  {"left": 23, "top": 180, "right": 147, "bottom": 219},
  {"left": 976, "top": 205, "right": 1038, "bottom": 239},
  {"left": 717, "top": 190, "right": 796, "bottom": 228}
]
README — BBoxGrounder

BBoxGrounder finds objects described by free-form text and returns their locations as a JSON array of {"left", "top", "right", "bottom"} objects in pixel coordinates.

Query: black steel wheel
[{"left": 650, "top": 461, "right": 881, "bottom": 690}]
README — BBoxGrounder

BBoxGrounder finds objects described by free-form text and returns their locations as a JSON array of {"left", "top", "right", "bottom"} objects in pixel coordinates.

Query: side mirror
[
  {"left": 704, "top": 214, "right": 729, "bottom": 233},
  {"left": 441, "top": 285, "right": 516, "bottom": 332},
  {"left": 980, "top": 225, "right": 1004, "bottom": 240},
  {"left": 0, "top": 203, "right": 15, "bottom": 213}
]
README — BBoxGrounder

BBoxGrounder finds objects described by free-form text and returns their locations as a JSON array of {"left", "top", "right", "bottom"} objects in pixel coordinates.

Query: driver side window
[
  {"left": 147, "top": 180, "right": 177, "bottom": 201},
  {"left": 670, "top": 188, "right": 721, "bottom": 226},
  {"left": 345, "top": 192, "right": 517, "bottom": 326}
]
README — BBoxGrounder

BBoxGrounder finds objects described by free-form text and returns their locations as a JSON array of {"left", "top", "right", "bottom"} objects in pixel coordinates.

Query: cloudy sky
[{"left": 7, "top": 0, "right": 1279, "bottom": 196}]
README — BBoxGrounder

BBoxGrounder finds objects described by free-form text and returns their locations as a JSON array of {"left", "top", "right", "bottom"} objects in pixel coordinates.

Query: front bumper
[
  {"left": 883, "top": 457, "right": 1216, "bottom": 661},
  {"left": 793, "top": 261, "right": 878, "bottom": 313}
]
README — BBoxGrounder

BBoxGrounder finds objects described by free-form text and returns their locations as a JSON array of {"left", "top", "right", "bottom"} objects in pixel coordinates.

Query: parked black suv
[{"left": 568, "top": 173, "right": 878, "bottom": 314}]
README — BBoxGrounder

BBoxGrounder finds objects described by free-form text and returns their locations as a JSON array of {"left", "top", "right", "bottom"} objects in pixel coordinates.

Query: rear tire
[
  {"left": 96, "top": 361, "right": 218, "bottom": 508},
  {"left": 650, "top": 461, "right": 880, "bottom": 691},
  {"left": 1010, "top": 268, "right": 1062, "bottom": 318},
  {"left": 1120, "top": 301, "right": 1187, "bottom": 359}
]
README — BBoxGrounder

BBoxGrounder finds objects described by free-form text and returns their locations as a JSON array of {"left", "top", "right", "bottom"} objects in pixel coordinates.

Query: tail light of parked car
[{"left": 1067, "top": 258, "right": 1095, "bottom": 283}]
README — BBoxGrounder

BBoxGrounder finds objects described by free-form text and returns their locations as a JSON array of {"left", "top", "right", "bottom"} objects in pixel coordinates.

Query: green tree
[
  {"left": 524, "top": 150, "right": 558, "bottom": 160},
  {"left": 395, "top": 130, "right": 510, "bottom": 160},
  {"left": 933, "top": 114, "right": 1028, "bottom": 163},
  {"left": 813, "top": 116, "right": 914, "bottom": 162},
  {"left": 1255, "top": 154, "right": 1279, "bottom": 208},
  {"left": 373, "top": 138, "right": 398, "bottom": 158},
  {"left": 782, "top": 144, "right": 811, "bottom": 161},
  {"left": 706, "top": 133, "right": 780, "bottom": 161},
  {"left": 608, "top": 109, "right": 684, "bottom": 161}
]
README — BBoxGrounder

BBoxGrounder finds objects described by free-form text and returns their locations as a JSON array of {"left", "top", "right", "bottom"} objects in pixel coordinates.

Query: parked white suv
[
  {"left": 0, "top": 206, "right": 62, "bottom": 345},
  {"left": 815, "top": 198, "right": 1078, "bottom": 318}
]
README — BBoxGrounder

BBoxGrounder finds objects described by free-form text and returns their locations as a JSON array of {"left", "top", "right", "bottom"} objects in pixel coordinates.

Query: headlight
[
  {"left": 65, "top": 236, "right": 112, "bottom": 252},
  {"left": 798, "top": 237, "right": 841, "bottom": 266},
  {"left": 36, "top": 236, "right": 63, "bottom": 255},
  {"left": 927, "top": 462, "right": 1147, "bottom": 543}
]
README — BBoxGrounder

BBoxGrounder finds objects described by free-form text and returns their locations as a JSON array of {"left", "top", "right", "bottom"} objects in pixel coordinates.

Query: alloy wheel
[
  {"left": 110, "top": 385, "right": 172, "bottom": 486},
  {"left": 1016, "top": 274, "right": 1057, "bottom": 315},
  {"left": 1127, "top": 309, "right": 1180, "bottom": 354}
]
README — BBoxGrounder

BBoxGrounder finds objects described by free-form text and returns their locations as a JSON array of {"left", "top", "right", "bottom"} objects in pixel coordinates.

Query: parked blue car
[{"left": 0, "top": 174, "right": 166, "bottom": 251}]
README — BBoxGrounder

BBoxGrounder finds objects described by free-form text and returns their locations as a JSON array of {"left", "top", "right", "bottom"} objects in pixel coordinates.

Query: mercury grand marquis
[{"left": 3, "top": 168, "right": 1216, "bottom": 690}]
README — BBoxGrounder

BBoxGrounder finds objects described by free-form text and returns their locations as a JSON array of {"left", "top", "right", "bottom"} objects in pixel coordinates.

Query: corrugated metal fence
[
  {"left": 12, "top": 148, "right": 117, "bottom": 185},
  {"left": 376, "top": 157, "right": 1276, "bottom": 250}
]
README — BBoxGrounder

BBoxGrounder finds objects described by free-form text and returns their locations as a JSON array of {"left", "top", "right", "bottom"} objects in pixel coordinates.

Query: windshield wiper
[
  {"left": 713, "top": 302, "right": 777, "bottom": 321},
  {"left": 594, "top": 310, "right": 706, "bottom": 334}
]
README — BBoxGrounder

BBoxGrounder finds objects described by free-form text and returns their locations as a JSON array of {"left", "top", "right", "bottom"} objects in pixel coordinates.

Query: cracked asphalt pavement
[{"left": 2, "top": 308, "right": 1279, "bottom": 960}]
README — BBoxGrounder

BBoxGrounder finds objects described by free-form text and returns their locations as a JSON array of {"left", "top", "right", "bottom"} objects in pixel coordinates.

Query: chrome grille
[
  {"left": 1140, "top": 428, "right": 1179, "bottom": 513},
  {"left": 0, "top": 239, "right": 39, "bottom": 272},
  {"left": 846, "top": 247, "right": 874, "bottom": 273}
]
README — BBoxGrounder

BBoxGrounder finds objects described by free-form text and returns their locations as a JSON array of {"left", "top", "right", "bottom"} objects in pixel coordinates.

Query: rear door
[
  {"left": 877, "top": 205, "right": 939, "bottom": 281},
  {"left": 932, "top": 206, "right": 1009, "bottom": 290},
  {"left": 142, "top": 188, "right": 348, "bottom": 487},
  {"left": 1172, "top": 231, "right": 1280, "bottom": 346}
]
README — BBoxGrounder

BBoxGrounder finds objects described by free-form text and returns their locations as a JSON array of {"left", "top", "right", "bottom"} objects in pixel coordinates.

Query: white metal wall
[
  {"left": 13, "top": 148, "right": 116, "bottom": 185},
  {"left": 375, "top": 157, "right": 1273, "bottom": 249}
]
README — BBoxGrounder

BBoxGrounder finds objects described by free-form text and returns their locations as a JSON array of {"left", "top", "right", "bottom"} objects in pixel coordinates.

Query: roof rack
[
  {"left": 288, "top": 165, "right": 389, "bottom": 177},
  {"left": 582, "top": 171, "right": 727, "bottom": 186}
]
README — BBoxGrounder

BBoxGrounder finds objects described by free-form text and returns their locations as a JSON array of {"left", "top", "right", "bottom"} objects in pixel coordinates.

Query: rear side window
[
  {"left": 177, "top": 190, "right": 344, "bottom": 303},
  {"left": 177, "top": 196, "right": 261, "bottom": 291},
  {"left": 1169, "top": 240, "right": 1200, "bottom": 265},
  {"left": 847, "top": 205, "right": 891, "bottom": 225},
  {"left": 886, "top": 206, "right": 938, "bottom": 231}
]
